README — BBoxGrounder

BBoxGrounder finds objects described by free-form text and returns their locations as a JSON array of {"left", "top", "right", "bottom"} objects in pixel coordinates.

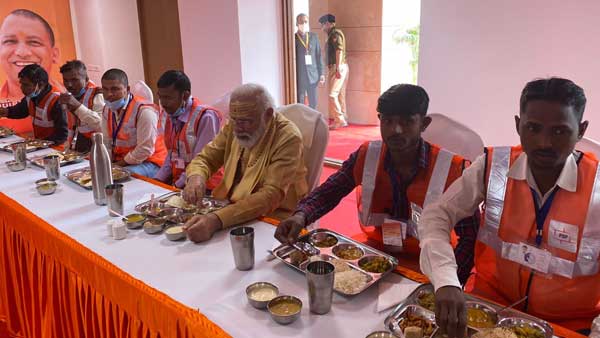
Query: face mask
[
  {"left": 73, "top": 87, "right": 86, "bottom": 98},
  {"left": 105, "top": 97, "right": 127, "bottom": 111},
  {"left": 301, "top": 23, "right": 309, "bottom": 32},
  {"left": 27, "top": 86, "right": 41, "bottom": 99},
  {"left": 172, "top": 105, "right": 185, "bottom": 118}
]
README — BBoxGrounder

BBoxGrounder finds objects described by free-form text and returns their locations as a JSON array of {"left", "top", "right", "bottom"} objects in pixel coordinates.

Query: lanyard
[
  {"left": 296, "top": 32, "right": 310, "bottom": 53},
  {"left": 110, "top": 95, "right": 132, "bottom": 154},
  {"left": 530, "top": 187, "right": 559, "bottom": 247},
  {"left": 170, "top": 120, "right": 184, "bottom": 158}
]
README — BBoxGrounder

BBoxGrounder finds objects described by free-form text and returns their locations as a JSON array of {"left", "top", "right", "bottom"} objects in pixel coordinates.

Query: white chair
[
  {"left": 577, "top": 137, "right": 600, "bottom": 157},
  {"left": 278, "top": 104, "right": 329, "bottom": 192},
  {"left": 210, "top": 91, "right": 231, "bottom": 121},
  {"left": 131, "top": 80, "right": 154, "bottom": 103},
  {"left": 422, "top": 113, "right": 484, "bottom": 161}
]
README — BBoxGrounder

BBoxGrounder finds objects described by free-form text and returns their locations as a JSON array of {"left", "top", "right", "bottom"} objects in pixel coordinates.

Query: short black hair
[
  {"left": 318, "top": 14, "right": 335, "bottom": 24},
  {"left": 60, "top": 60, "right": 87, "bottom": 77},
  {"left": 9, "top": 9, "right": 55, "bottom": 47},
  {"left": 520, "top": 77, "right": 586, "bottom": 121},
  {"left": 377, "top": 84, "right": 429, "bottom": 117},
  {"left": 157, "top": 70, "right": 191, "bottom": 93},
  {"left": 296, "top": 13, "right": 308, "bottom": 23},
  {"left": 102, "top": 68, "right": 128, "bottom": 87},
  {"left": 18, "top": 64, "right": 49, "bottom": 85}
]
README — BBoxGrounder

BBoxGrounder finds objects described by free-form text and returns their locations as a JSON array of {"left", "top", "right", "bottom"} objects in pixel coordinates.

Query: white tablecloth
[{"left": 0, "top": 136, "right": 397, "bottom": 338}]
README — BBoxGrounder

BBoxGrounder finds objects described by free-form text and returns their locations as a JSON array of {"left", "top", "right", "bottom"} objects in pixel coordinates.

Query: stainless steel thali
[
  {"left": 272, "top": 228, "right": 399, "bottom": 296},
  {"left": 134, "top": 191, "right": 229, "bottom": 216},
  {"left": 64, "top": 166, "right": 131, "bottom": 190},
  {"left": 384, "top": 284, "right": 553, "bottom": 338},
  {"left": 1, "top": 139, "right": 54, "bottom": 153},
  {"left": 29, "top": 151, "right": 86, "bottom": 168}
]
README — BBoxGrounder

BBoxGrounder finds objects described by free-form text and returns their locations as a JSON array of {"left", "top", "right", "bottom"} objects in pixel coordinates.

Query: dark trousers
[{"left": 297, "top": 81, "right": 318, "bottom": 109}]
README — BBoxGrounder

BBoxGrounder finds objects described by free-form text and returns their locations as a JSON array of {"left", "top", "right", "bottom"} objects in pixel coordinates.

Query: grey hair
[{"left": 230, "top": 83, "right": 275, "bottom": 116}]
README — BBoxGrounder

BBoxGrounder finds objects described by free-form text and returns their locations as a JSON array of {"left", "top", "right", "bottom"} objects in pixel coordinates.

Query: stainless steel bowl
[
  {"left": 164, "top": 224, "right": 186, "bottom": 241},
  {"left": 309, "top": 232, "right": 339, "bottom": 248},
  {"left": 246, "top": 282, "right": 279, "bottom": 309},
  {"left": 365, "top": 331, "right": 395, "bottom": 338},
  {"left": 35, "top": 178, "right": 57, "bottom": 195},
  {"left": 331, "top": 243, "right": 365, "bottom": 260},
  {"left": 498, "top": 317, "right": 553, "bottom": 338},
  {"left": 267, "top": 295, "right": 302, "bottom": 325},
  {"left": 466, "top": 301, "right": 498, "bottom": 330},
  {"left": 143, "top": 218, "right": 165, "bottom": 234},
  {"left": 123, "top": 213, "right": 146, "bottom": 229},
  {"left": 6, "top": 160, "right": 26, "bottom": 172},
  {"left": 157, "top": 208, "right": 181, "bottom": 221}
]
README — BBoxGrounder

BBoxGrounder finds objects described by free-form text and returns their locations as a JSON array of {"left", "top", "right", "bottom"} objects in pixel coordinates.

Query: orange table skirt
[{"left": 0, "top": 192, "right": 231, "bottom": 338}]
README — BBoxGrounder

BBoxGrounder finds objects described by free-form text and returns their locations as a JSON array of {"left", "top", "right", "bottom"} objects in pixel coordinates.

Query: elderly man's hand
[
  {"left": 183, "top": 213, "right": 222, "bottom": 243},
  {"left": 183, "top": 175, "right": 206, "bottom": 206},
  {"left": 274, "top": 212, "right": 306, "bottom": 244},
  {"left": 59, "top": 92, "right": 82, "bottom": 112},
  {"left": 435, "top": 286, "right": 467, "bottom": 338}
]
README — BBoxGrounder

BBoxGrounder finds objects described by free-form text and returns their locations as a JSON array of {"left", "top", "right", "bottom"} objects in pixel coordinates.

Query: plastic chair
[
  {"left": 422, "top": 113, "right": 484, "bottom": 161},
  {"left": 577, "top": 137, "right": 600, "bottom": 158},
  {"left": 278, "top": 103, "right": 329, "bottom": 192},
  {"left": 131, "top": 80, "right": 153, "bottom": 103},
  {"left": 209, "top": 91, "right": 231, "bottom": 121}
]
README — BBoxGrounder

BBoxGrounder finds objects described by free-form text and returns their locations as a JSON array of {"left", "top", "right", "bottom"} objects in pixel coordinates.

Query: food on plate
[
  {"left": 335, "top": 246, "right": 363, "bottom": 260},
  {"left": 309, "top": 256, "right": 351, "bottom": 272},
  {"left": 269, "top": 299, "right": 301, "bottom": 316},
  {"left": 312, "top": 234, "right": 338, "bottom": 247},
  {"left": 417, "top": 291, "right": 435, "bottom": 312},
  {"left": 472, "top": 328, "right": 518, "bottom": 338},
  {"left": 289, "top": 250, "right": 308, "bottom": 266},
  {"left": 125, "top": 214, "right": 145, "bottom": 223},
  {"left": 166, "top": 195, "right": 195, "bottom": 209},
  {"left": 334, "top": 269, "right": 368, "bottom": 294},
  {"left": 508, "top": 325, "right": 545, "bottom": 338},
  {"left": 248, "top": 287, "right": 278, "bottom": 302},
  {"left": 404, "top": 326, "right": 424, "bottom": 338},
  {"left": 0, "top": 126, "right": 14, "bottom": 137},
  {"left": 359, "top": 256, "right": 391, "bottom": 273},
  {"left": 399, "top": 314, "right": 435, "bottom": 337},
  {"left": 165, "top": 225, "right": 184, "bottom": 235},
  {"left": 467, "top": 307, "right": 496, "bottom": 328}
]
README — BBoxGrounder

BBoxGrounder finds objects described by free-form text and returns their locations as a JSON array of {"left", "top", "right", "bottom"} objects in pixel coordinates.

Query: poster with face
[{"left": 0, "top": 2, "right": 76, "bottom": 133}]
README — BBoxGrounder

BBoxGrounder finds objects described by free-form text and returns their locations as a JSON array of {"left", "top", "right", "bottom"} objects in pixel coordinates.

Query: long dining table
[
  {"left": 0, "top": 135, "right": 586, "bottom": 338},
  {"left": 0, "top": 135, "right": 404, "bottom": 338}
]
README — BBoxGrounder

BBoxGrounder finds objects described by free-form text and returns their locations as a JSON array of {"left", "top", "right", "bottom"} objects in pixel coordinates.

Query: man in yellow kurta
[{"left": 182, "top": 83, "right": 308, "bottom": 243}]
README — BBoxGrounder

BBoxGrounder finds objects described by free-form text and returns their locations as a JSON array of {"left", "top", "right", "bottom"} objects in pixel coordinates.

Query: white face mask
[{"left": 298, "top": 23, "right": 309, "bottom": 33}]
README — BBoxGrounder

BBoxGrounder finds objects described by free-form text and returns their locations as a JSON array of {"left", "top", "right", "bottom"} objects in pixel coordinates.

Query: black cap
[{"left": 318, "top": 14, "right": 335, "bottom": 24}]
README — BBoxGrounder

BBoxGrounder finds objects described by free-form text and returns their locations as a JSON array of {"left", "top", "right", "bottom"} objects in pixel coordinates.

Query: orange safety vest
[
  {"left": 27, "top": 86, "right": 61, "bottom": 141},
  {"left": 353, "top": 140, "right": 466, "bottom": 254},
  {"left": 67, "top": 81, "right": 101, "bottom": 147},
  {"left": 105, "top": 95, "right": 167, "bottom": 167},
  {"left": 466, "top": 146, "right": 600, "bottom": 331},
  {"left": 160, "top": 97, "right": 223, "bottom": 189}
]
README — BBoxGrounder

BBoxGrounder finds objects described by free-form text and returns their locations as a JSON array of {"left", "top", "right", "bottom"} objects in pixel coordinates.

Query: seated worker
[
  {"left": 58, "top": 60, "right": 104, "bottom": 153},
  {"left": 275, "top": 84, "right": 479, "bottom": 283},
  {"left": 0, "top": 64, "right": 67, "bottom": 145},
  {"left": 419, "top": 78, "right": 599, "bottom": 336},
  {"left": 154, "top": 70, "right": 222, "bottom": 189},
  {"left": 182, "top": 83, "right": 308, "bottom": 243}
]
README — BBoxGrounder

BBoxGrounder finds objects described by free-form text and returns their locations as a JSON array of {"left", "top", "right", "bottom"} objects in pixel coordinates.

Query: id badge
[
  {"left": 382, "top": 218, "right": 407, "bottom": 248},
  {"left": 548, "top": 220, "right": 579, "bottom": 253},
  {"left": 507, "top": 242, "right": 552, "bottom": 274},
  {"left": 304, "top": 54, "right": 313, "bottom": 65},
  {"left": 174, "top": 158, "right": 186, "bottom": 169}
]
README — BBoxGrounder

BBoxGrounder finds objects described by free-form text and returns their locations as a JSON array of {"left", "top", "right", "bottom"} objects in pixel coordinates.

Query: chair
[
  {"left": 577, "top": 137, "right": 600, "bottom": 158},
  {"left": 278, "top": 104, "right": 329, "bottom": 192},
  {"left": 131, "top": 80, "right": 154, "bottom": 103},
  {"left": 422, "top": 113, "right": 484, "bottom": 161},
  {"left": 209, "top": 91, "right": 231, "bottom": 120}
]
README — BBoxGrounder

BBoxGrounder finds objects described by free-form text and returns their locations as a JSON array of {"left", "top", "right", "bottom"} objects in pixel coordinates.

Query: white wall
[
  {"left": 70, "top": 0, "right": 145, "bottom": 85},
  {"left": 237, "top": 0, "right": 284, "bottom": 106},
  {"left": 419, "top": 0, "right": 600, "bottom": 146},
  {"left": 178, "top": 0, "right": 243, "bottom": 104}
]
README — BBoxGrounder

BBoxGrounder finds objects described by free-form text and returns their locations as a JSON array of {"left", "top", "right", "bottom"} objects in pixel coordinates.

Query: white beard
[{"left": 234, "top": 120, "right": 267, "bottom": 149}]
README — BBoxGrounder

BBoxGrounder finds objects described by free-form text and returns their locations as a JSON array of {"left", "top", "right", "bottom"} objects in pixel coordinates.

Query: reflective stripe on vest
[
  {"left": 77, "top": 86, "right": 98, "bottom": 133},
  {"left": 30, "top": 92, "right": 60, "bottom": 128},
  {"left": 358, "top": 140, "right": 454, "bottom": 238},
  {"left": 184, "top": 105, "right": 205, "bottom": 161},
  {"left": 480, "top": 147, "right": 600, "bottom": 278},
  {"left": 106, "top": 99, "right": 147, "bottom": 148}
]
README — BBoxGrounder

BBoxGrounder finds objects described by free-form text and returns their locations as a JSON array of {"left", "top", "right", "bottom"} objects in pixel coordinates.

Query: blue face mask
[
  {"left": 73, "top": 87, "right": 86, "bottom": 98},
  {"left": 27, "top": 86, "right": 41, "bottom": 99},
  {"left": 105, "top": 97, "right": 127, "bottom": 111},
  {"left": 172, "top": 106, "right": 185, "bottom": 118}
]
